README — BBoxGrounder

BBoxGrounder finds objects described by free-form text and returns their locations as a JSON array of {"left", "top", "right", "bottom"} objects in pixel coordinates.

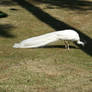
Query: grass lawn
[{"left": 0, "top": 0, "right": 92, "bottom": 92}]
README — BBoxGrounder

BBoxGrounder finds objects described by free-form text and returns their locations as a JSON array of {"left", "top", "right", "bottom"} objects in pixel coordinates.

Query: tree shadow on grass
[
  {"left": 13, "top": 0, "right": 92, "bottom": 56},
  {"left": 0, "top": 24, "right": 15, "bottom": 38},
  {"left": 34, "top": 0, "right": 92, "bottom": 11},
  {"left": 0, "top": 0, "right": 17, "bottom": 6}
]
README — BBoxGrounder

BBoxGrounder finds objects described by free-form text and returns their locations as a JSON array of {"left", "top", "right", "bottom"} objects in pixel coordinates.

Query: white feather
[{"left": 13, "top": 29, "right": 85, "bottom": 48}]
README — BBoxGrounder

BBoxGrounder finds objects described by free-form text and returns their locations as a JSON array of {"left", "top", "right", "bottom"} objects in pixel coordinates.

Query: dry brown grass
[{"left": 0, "top": 59, "right": 92, "bottom": 92}]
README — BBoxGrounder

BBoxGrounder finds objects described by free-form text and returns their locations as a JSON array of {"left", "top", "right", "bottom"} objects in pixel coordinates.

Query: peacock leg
[{"left": 64, "top": 40, "right": 70, "bottom": 50}]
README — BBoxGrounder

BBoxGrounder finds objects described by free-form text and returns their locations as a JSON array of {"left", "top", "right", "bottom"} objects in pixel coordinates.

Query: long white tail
[{"left": 13, "top": 32, "right": 58, "bottom": 48}]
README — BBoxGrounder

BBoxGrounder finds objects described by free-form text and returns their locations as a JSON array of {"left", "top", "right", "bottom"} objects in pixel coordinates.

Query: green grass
[{"left": 0, "top": 0, "right": 92, "bottom": 92}]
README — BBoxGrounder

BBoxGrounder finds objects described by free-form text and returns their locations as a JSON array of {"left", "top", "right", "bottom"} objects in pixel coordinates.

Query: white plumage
[{"left": 13, "top": 29, "right": 84, "bottom": 49}]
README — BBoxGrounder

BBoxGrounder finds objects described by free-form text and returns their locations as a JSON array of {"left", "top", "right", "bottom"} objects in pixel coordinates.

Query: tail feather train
[{"left": 13, "top": 32, "right": 58, "bottom": 48}]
